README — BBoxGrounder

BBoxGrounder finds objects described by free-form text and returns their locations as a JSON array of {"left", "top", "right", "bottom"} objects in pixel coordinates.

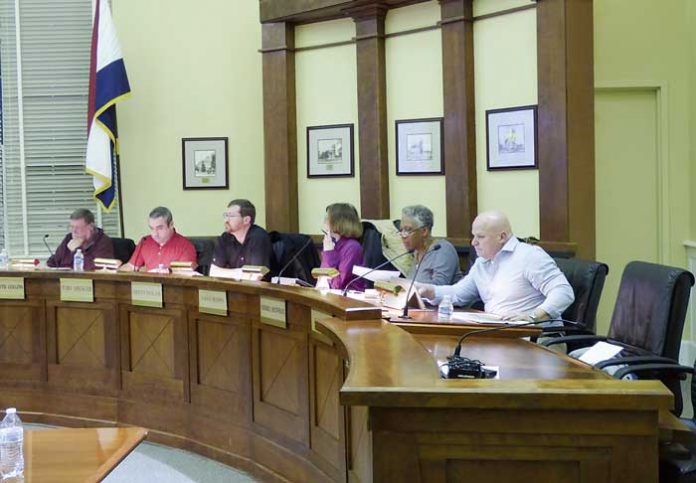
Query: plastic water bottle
[
  {"left": 0, "top": 408, "right": 24, "bottom": 479},
  {"left": 438, "top": 295, "right": 454, "bottom": 321},
  {"left": 0, "top": 248, "right": 7, "bottom": 270},
  {"left": 73, "top": 248, "right": 84, "bottom": 272}
]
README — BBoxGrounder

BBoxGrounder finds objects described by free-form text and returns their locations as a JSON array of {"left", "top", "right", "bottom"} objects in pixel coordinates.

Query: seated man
[
  {"left": 47, "top": 208, "right": 114, "bottom": 270},
  {"left": 419, "top": 211, "right": 574, "bottom": 321},
  {"left": 211, "top": 199, "right": 272, "bottom": 271},
  {"left": 119, "top": 206, "right": 197, "bottom": 272},
  {"left": 400, "top": 204, "right": 462, "bottom": 285}
]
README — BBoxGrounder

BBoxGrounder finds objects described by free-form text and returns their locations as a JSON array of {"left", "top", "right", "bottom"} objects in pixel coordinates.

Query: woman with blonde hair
[{"left": 320, "top": 203, "right": 365, "bottom": 290}]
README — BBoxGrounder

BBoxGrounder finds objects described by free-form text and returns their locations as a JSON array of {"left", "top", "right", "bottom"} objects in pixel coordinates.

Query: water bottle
[
  {"left": 438, "top": 295, "right": 454, "bottom": 321},
  {"left": 0, "top": 408, "right": 24, "bottom": 479},
  {"left": 0, "top": 248, "right": 7, "bottom": 270},
  {"left": 73, "top": 248, "right": 84, "bottom": 272}
]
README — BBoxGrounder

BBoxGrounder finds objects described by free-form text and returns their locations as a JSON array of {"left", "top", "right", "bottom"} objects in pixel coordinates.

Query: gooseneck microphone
[
  {"left": 341, "top": 249, "right": 414, "bottom": 296},
  {"left": 401, "top": 244, "right": 441, "bottom": 319},
  {"left": 43, "top": 234, "right": 54, "bottom": 257},
  {"left": 444, "top": 318, "right": 581, "bottom": 379},
  {"left": 276, "top": 236, "right": 314, "bottom": 284}
]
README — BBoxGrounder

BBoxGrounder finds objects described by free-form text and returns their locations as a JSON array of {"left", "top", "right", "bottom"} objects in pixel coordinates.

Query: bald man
[{"left": 419, "top": 211, "right": 574, "bottom": 321}]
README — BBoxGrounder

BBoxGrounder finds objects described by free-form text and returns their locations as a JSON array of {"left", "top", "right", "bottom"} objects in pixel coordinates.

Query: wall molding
[{"left": 595, "top": 81, "right": 671, "bottom": 264}]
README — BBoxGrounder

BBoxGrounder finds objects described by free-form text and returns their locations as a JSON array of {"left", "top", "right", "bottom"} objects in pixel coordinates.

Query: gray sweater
[{"left": 406, "top": 239, "right": 463, "bottom": 285}]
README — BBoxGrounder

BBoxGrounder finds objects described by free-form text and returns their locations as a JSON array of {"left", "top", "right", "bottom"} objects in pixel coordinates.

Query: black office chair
[
  {"left": 188, "top": 236, "right": 216, "bottom": 276},
  {"left": 538, "top": 258, "right": 609, "bottom": 346},
  {"left": 543, "top": 261, "right": 694, "bottom": 412},
  {"left": 111, "top": 237, "right": 135, "bottom": 263},
  {"left": 613, "top": 360, "right": 696, "bottom": 482},
  {"left": 269, "top": 231, "right": 320, "bottom": 285},
  {"left": 360, "top": 221, "right": 395, "bottom": 270}
]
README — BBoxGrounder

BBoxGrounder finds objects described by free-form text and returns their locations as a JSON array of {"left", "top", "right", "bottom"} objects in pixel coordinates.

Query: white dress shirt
[{"left": 433, "top": 237, "right": 574, "bottom": 319}]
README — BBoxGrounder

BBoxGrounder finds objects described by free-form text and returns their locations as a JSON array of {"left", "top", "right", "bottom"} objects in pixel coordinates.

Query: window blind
[{"left": 0, "top": 0, "right": 122, "bottom": 258}]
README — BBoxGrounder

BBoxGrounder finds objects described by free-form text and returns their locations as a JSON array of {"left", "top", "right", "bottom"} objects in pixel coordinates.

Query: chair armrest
[
  {"left": 596, "top": 355, "right": 679, "bottom": 370},
  {"left": 613, "top": 363, "right": 694, "bottom": 380},
  {"left": 540, "top": 334, "right": 607, "bottom": 348}
]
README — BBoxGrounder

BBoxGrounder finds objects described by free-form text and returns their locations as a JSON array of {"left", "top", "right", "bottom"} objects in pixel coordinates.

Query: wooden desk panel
[{"left": 0, "top": 270, "right": 673, "bottom": 483}]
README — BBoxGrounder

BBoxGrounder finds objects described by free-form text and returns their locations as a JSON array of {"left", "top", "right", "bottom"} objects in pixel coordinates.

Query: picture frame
[
  {"left": 486, "top": 105, "right": 538, "bottom": 171},
  {"left": 395, "top": 118, "right": 444, "bottom": 176},
  {"left": 182, "top": 137, "right": 229, "bottom": 190},
  {"left": 306, "top": 124, "right": 354, "bottom": 178}
]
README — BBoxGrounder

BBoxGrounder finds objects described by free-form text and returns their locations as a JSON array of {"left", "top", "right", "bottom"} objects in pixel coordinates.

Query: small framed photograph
[
  {"left": 395, "top": 118, "right": 444, "bottom": 176},
  {"left": 182, "top": 137, "right": 229, "bottom": 190},
  {"left": 486, "top": 105, "right": 538, "bottom": 170},
  {"left": 306, "top": 124, "right": 354, "bottom": 178}
]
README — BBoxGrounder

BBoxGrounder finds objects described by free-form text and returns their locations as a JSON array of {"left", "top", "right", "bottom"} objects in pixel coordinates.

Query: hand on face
[{"left": 67, "top": 237, "right": 84, "bottom": 252}]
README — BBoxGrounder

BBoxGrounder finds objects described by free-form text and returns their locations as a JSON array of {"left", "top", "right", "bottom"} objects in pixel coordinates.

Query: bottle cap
[{"left": 5, "top": 408, "right": 16, "bottom": 414}]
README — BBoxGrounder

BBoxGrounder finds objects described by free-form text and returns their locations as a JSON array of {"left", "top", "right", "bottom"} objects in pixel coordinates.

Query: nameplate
[
  {"left": 0, "top": 277, "right": 24, "bottom": 300},
  {"left": 60, "top": 278, "right": 94, "bottom": 303},
  {"left": 131, "top": 282, "right": 163, "bottom": 308},
  {"left": 310, "top": 309, "right": 333, "bottom": 345},
  {"left": 259, "top": 296, "right": 287, "bottom": 329},
  {"left": 199, "top": 289, "right": 227, "bottom": 316}
]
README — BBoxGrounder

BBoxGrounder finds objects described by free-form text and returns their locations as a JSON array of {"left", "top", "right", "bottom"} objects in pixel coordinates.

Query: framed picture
[
  {"left": 486, "top": 105, "right": 538, "bottom": 170},
  {"left": 395, "top": 118, "right": 444, "bottom": 175},
  {"left": 182, "top": 137, "right": 229, "bottom": 190},
  {"left": 306, "top": 124, "right": 354, "bottom": 178}
]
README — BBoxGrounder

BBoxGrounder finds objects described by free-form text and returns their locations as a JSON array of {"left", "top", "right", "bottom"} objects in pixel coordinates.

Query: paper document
[
  {"left": 450, "top": 312, "right": 506, "bottom": 324},
  {"left": 578, "top": 341, "right": 623, "bottom": 365},
  {"left": 352, "top": 265, "right": 401, "bottom": 282}
]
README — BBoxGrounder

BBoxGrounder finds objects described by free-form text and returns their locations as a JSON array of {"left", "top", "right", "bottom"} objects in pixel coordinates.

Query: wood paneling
[
  {"left": 0, "top": 301, "right": 45, "bottom": 384},
  {"left": 537, "top": 0, "right": 595, "bottom": 258},
  {"left": 262, "top": 22, "right": 298, "bottom": 232},
  {"left": 440, "top": 0, "right": 477, "bottom": 237},
  {"left": 0, "top": 271, "right": 671, "bottom": 483},
  {"left": 351, "top": 5, "right": 390, "bottom": 219},
  {"left": 260, "top": 0, "right": 428, "bottom": 24}
]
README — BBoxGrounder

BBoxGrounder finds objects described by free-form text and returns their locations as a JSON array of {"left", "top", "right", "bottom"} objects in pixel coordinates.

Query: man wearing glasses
[
  {"left": 47, "top": 208, "right": 114, "bottom": 270},
  {"left": 211, "top": 199, "right": 272, "bottom": 271},
  {"left": 399, "top": 205, "right": 462, "bottom": 285}
]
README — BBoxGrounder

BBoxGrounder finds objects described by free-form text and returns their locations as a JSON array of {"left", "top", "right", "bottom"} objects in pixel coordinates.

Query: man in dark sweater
[
  {"left": 211, "top": 199, "right": 272, "bottom": 270},
  {"left": 47, "top": 208, "right": 114, "bottom": 270}
]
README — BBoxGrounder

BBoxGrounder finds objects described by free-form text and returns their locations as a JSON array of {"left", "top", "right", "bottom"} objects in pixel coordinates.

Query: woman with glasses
[
  {"left": 400, "top": 205, "right": 462, "bottom": 285},
  {"left": 320, "top": 203, "right": 365, "bottom": 291}
]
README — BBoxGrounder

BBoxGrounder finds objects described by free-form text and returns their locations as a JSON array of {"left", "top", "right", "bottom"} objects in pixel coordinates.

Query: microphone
[
  {"left": 341, "top": 249, "right": 414, "bottom": 296},
  {"left": 43, "top": 234, "right": 54, "bottom": 257},
  {"left": 275, "top": 236, "right": 314, "bottom": 284},
  {"left": 445, "top": 318, "right": 581, "bottom": 379},
  {"left": 401, "top": 244, "right": 441, "bottom": 319}
]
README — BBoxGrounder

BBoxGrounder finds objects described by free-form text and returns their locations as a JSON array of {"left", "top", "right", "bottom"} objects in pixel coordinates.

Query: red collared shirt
[{"left": 128, "top": 231, "right": 197, "bottom": 271}]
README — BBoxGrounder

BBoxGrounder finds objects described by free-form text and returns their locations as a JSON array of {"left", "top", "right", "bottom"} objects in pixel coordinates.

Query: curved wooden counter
[{"left": 0, "top": 270, "right": 673, "bottom": 482}]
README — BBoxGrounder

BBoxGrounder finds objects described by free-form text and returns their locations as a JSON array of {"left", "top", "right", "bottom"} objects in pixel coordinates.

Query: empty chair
[
  {"left": 539, "top": 258, "right": 609, "bottom": 343},
  {"left": 269, "top": 231, "right": 321, "bottom": 285},
  {"left": 188, "top": 236, "right": 216, "bottom": 275},
  {"left": 544, "top": 261, "right": 694, "bottom": 411},
  {"left": 111, "top": 237, "right": 135, "bottom": 263}
]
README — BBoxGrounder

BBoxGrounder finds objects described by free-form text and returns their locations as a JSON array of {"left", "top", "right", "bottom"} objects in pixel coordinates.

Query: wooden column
[
  {"left": 440, "top": 0, "right": 477, "bottom": 237},
  {"left": 537, "top": 0, "right": 595, "bottom": 258},
  {"left": 262, "top": 23, "right": 298, "bottom": 232},
  {"left": 351, "top": 6, "right": 390, "bottom": 219}
]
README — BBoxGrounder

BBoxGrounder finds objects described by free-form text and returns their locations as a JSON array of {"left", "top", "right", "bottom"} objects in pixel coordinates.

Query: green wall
[{"left": 115, "top": 0, "right": 264, "bottom": 238}]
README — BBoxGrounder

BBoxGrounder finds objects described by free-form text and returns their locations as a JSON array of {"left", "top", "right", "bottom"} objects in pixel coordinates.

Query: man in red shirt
[{"left": 119, "top": 206, "right": 197, "bottom": 272}]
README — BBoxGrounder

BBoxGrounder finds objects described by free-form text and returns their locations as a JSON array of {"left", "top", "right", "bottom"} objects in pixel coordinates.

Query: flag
[{"left": 85, "top": 0, "right": 130, "bottom": 211}]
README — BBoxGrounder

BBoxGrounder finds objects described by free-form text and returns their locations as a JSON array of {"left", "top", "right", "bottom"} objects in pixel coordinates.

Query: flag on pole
[{"left": 85, "top": 0, "right": 130, "bottom": 211}]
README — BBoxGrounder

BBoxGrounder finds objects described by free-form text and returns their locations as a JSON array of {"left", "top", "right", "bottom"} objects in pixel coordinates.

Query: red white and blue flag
[{"left": 85, "top": 0, "right": 130, "bottom": 211}]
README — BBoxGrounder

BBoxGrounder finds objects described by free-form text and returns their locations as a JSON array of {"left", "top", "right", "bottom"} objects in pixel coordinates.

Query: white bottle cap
[{"left": 5, "top": 408, "right": 16, "bottom": 414}]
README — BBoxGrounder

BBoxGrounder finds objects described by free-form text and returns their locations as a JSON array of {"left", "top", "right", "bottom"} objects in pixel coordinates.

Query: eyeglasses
[
  {"left": 398, "top": 226, "right": 423, "bottom": 237},
  {"left": 223, "top": 213, "right": 242, "bottom": 220}
]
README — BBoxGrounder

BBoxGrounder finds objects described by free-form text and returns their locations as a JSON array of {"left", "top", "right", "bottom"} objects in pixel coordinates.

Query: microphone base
[{"left": 444, "top": 355, "right": 497, "bottom": 379}]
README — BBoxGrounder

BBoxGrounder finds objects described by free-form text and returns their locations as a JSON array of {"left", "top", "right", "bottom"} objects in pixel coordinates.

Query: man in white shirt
[{"left": 418, "top": 211, "right": 574, "bottom": 321}]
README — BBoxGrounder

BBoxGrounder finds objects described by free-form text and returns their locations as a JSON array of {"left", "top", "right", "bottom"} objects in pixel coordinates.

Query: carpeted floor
[{"left": 26, "top": 424, "right": 257, "bottom": 482}]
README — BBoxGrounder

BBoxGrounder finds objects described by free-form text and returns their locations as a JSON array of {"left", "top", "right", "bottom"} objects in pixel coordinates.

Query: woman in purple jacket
[{"left": 320, "top": 203, "right": 365, "bottom": 291}]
